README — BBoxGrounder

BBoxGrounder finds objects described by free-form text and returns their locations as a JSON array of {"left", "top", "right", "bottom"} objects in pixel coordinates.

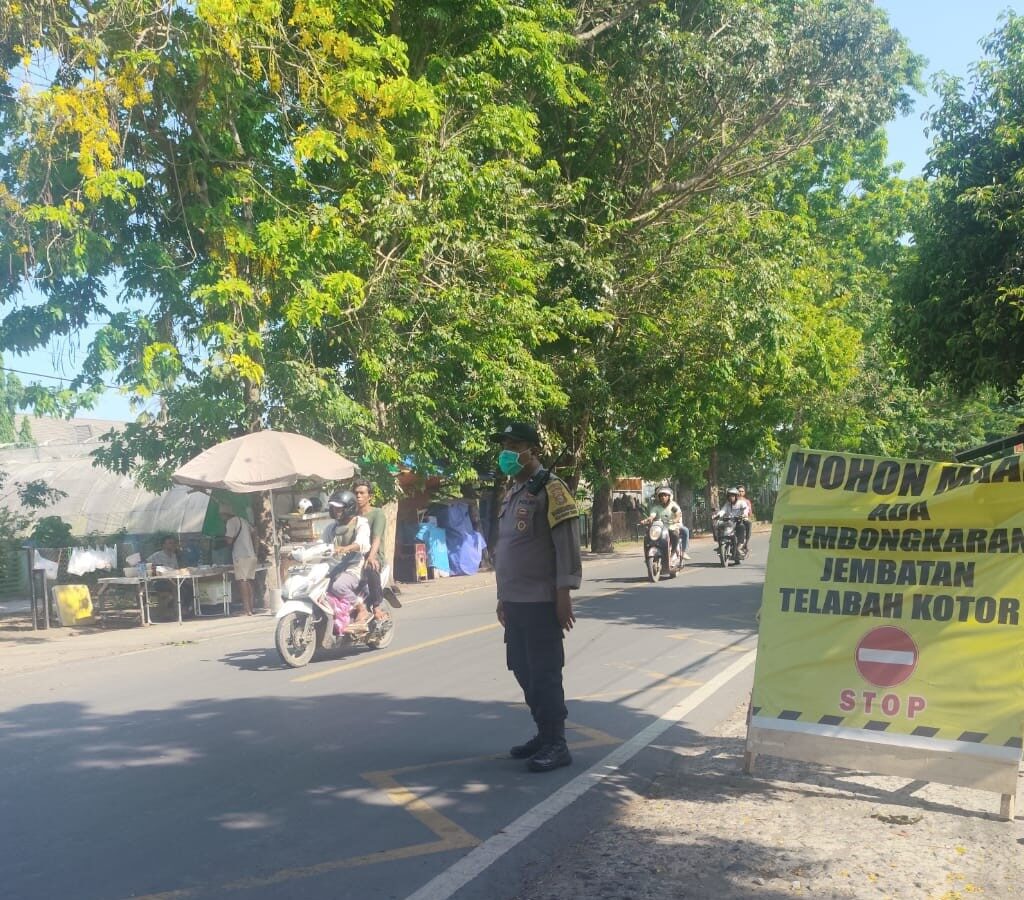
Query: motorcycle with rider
[
  {"left": 274, "top": 490, "right": 399, "bottom": 667},
  {"left": 712, "top": 486, "right": 751, "bottom": 566},
  {"left": 641, "top": 486, "right": 690, "bottom": 582}
]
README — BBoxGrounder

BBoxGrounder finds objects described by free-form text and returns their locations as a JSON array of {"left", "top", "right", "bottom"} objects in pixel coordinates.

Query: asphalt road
[{"left": 0, "top": 540, "right": 766, "bottom": 900}]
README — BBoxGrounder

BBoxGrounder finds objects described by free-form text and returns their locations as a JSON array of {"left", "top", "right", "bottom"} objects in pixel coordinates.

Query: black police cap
[{"left": 489, "top": 422, "right": 541, "bottom": 444}]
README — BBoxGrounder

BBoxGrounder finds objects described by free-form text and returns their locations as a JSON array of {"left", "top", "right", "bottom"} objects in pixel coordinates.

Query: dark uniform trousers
[{"left": 503, "top": 600, "right": 567, "bottom": 738}]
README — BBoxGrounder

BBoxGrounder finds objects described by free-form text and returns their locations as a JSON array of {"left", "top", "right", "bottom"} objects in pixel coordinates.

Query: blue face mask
[{"left": 498, "top": 449, "right": 525, "bottom": 477}]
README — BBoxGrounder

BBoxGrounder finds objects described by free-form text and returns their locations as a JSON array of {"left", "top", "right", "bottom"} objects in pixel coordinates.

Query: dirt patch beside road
[{"left": 515, "top": 700, "right": 1023, "bottom": 899}]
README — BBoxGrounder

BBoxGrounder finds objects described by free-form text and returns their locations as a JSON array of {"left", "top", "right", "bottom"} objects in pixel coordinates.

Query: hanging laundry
[
  {"left": 33, "top": 551, "right": 59, "bottom": 581},
  {"left": 98, "top": 545, "right": 116, "bottom": 570},
  {"left": 67, "top": 546, "right": 116, "bottom": 576}
]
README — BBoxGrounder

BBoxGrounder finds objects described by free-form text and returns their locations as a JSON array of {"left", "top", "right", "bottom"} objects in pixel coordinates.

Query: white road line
[{"left": 404, "top": 648, "right": 758, "bottom": 900}]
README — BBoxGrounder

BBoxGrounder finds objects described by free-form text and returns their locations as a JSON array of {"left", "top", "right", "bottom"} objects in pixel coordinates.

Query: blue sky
[
  {"left": 880, "top": 0, "right": 1021, "bottom": 174},
  {"left": 12, "top": 1, "right": 1023, "bottom": 422}
]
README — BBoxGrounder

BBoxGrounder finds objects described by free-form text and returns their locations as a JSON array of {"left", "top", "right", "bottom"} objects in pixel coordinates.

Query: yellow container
[{"left": 52, "top": 584, "right": 94, "bottom": 626}]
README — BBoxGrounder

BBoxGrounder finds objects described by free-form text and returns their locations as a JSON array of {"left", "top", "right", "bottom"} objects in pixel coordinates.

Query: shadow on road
[
  {"left": 0, "top": 678, "right": 995, "bottom": 900},
  {"left": 219, "top": 647, "right": 282, "bottom": 672},
  {"left": 0, "top": 691, "right": 715, "bottom": 899},
  {"left": 579, "top": 576, "right": 762, "bottom": 636}
]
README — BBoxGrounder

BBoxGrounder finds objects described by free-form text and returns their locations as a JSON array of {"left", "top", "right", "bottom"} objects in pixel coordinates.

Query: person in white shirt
[
  {"left": 715, "top": 487, "right": 751, "bottom": 550},
  {"left": 147, "top": 535, "right": 194, "bottom": 617},
  {"left": 321, "top": 490, "right": 370, "bottom": 635},
  {"left": 222, "top": 508, "right": 258, "bottom": 616},
  {"left": 147, "top": 535, "right": 182, "bottom": 570}
]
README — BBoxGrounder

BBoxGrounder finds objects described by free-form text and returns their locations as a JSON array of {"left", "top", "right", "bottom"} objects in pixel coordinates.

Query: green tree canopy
[
  {"left": 528, "top": 3, "right": 920, "bottom": 485},
  {"left": 895, "top": 13, "right": 1024, "bottom": 394},
  {"left": 1, "top": 0, "right": 577, "bottom": 490},
  {"left": 2, "top": 0, "right": 960, "bottom": 528}
]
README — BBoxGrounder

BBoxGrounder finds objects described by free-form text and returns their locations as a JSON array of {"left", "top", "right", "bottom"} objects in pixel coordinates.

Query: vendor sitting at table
[{"left": 147, "top": 535, "right": 195, "bottom": 617}]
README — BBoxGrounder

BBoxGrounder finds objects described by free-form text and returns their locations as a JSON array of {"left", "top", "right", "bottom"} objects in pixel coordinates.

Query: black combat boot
[
  {"left": 527, "top": 723, "right": 571, "bottom": 773},
  {"left": 509, "top": 734, "right": 544, "bottom": 759}
]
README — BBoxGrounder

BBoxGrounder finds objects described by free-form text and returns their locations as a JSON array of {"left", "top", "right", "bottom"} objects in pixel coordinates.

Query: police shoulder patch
[{"left": 545, "top": 478, "right": 579, "bottom": 528}]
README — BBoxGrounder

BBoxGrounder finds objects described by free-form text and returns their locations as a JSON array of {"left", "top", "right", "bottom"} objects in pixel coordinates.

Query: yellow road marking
[
  {"left": 370, "top": 722, "right": 620, "bottom": 778},
  {"left": 688, "top": 638, "right": 751, "bottom": 652},
  {"left": 129, "top": 556, "right": 671, "bottom": 897},
  {"left": 130, "top": 765, "right": 481, "bottom": 899},
  {"left": 130, "top": 838, "right": 477, "bottom": 899},
  {"left": 228, "top": 837, "right": 480, "bottom": 887},
  {"left": 130, "top": 721, "right": 622, "bottom": 899},
  {"left": 666, "top": 633, "right": 753, "bottom": 651},
  {"left": 713, "top": 614, "right": 757, "bottom": 625},
  {"left": 572, "top": 686, "right": 671, "bottom": 700},
  {"left": 610, "top": 661, "right": 704, "bottom": 687},
  {"left": 360, "top": 771, "right": 480, "bottom": 847},
  {"left": 292, "top": 581, "right": 633, "bottom": 686},
  {"left": 561, "top": 721, "right": 620, "bottom": 748},
  {"left": 292, "top": 622, "right": 499, "bottom": 683}
]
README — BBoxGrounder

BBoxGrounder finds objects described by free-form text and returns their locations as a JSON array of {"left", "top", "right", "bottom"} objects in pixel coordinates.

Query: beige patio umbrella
[
  {"left": 172, "top": 430, "right": 358, "bottom": 609},
  {"left": 172, "top": 430, "right": 357, "bottom": 492}
]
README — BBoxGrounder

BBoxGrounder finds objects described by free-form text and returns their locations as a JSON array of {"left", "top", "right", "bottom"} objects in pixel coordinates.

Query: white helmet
[
  {"left": 726, "top": 487, "right": 739, "bottom": 499},
  {"left": 655, "top": 486, "right": 673, "bottom": 500}
]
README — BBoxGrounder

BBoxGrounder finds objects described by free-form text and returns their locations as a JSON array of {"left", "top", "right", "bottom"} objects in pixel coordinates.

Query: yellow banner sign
[{"left": 753, "top": 448, "right": 1024, "bottom": 754}]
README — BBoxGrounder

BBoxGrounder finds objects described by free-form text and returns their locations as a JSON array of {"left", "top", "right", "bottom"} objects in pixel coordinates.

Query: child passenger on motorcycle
[
  {"left": 644, "top": 487, "right": 691, "bottom": 561},
  {"left": 322, "top": 490, "right": 370, "bottom": 635}
]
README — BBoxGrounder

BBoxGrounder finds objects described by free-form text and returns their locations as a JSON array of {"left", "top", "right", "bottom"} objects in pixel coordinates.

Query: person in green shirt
[
  {"left": 353, "top": 478, "right": 387, "bottom": 613},
  {"left": 644, "top": 486, "right": 691, "bottom": 561}
]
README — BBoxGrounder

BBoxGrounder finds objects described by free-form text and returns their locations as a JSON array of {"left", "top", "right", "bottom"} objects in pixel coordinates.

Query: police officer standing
[{"left": 491, "top": 422, "right": 582, "bottom": 772}]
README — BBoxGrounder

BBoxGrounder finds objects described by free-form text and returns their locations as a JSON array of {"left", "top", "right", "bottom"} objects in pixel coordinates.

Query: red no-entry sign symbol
[{"left": 856, "top": 626, "right": 919, "bottom": 687}]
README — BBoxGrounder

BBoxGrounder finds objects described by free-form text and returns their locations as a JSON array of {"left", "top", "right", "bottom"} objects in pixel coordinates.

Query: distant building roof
[
  {"left": 12, "top": 415, "right": 126, "bottom": 449},
  {"left": 0, "top": 449, "right": 210, "bottom": 537},
  {"left": 1, "top": 417, "right": 209, "bottom": 536}
]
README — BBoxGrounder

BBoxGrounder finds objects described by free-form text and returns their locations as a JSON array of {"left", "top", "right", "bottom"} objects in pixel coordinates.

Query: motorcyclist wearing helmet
[
  {"left": 643, "top": 486, "right": 691, "bottom": 561},
  {"left": 321, "top": 490, "right": 371, "bottom": 635},
  {"left": 714, "top": 487, "right": 751, "bottom": 549}
]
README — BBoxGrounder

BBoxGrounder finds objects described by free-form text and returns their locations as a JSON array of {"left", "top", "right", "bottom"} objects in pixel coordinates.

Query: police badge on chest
[{"left": 515, "top": 499, "right": 534, "bottom": 532}]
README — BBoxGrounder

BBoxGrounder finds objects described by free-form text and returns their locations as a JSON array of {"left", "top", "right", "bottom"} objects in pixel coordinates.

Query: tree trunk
[
  {"left": 252, "top": 492, "right": 278, "bottom": 592},
  {"left": 243, "top": 375, "right": 276, "bottom": 591},
  {"left": 563, "top": 468, "right": 580, "bottom": 493},
  {"left": 590, "top": 474, "right": 614, "bottom": 553},
  {"left": 551, "top": 411, "right": 587, "bottom": 496},
  {"left": 676, "top": 482, "right": 695, "bottom": 531},
  {"left": 706, "top": 448, "right": 720, "bottom": 514}
]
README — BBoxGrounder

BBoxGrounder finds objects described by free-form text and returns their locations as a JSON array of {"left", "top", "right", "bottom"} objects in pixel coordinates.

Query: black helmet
[{"left": 328, "top": 490, "right": 357, "bottom": 519}]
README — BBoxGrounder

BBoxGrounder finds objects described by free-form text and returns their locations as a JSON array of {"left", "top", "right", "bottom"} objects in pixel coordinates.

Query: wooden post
[
  {"left": 999, "top": 793, "right": 1015, "bottom": 821},
  {"left": 743, "top": 749, "right": 757, "bottom": 775},
  {"left": 743, "top": 692, "right": 756, "bottom": 775}
]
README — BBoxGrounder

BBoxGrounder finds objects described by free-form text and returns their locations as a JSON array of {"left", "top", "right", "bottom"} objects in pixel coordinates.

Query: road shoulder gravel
[{"left": 514, "top": 699, "right": 1023, "bottom": 900}]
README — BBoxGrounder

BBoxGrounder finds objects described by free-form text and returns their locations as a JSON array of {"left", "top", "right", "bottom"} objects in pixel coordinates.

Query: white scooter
[
  {"left": 274, "top": 543, "right": 399, "bottom": 668},
  {"left": 642, "top": 519, "right": 684, "bottom": 582}
]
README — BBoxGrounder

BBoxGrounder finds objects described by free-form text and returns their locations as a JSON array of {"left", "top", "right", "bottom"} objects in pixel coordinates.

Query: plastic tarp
[
  {"left": 0, "top": 451, "right": 210, "bottom": 536},
  {"left": 201, "top": 490, "right": 253, "bottom": 537},
  {"left": 444, "top": 503, "right": 485, "bottom": 575},
  {"left": 415, "top": 522, "right": 450, "bottom": 576}
]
